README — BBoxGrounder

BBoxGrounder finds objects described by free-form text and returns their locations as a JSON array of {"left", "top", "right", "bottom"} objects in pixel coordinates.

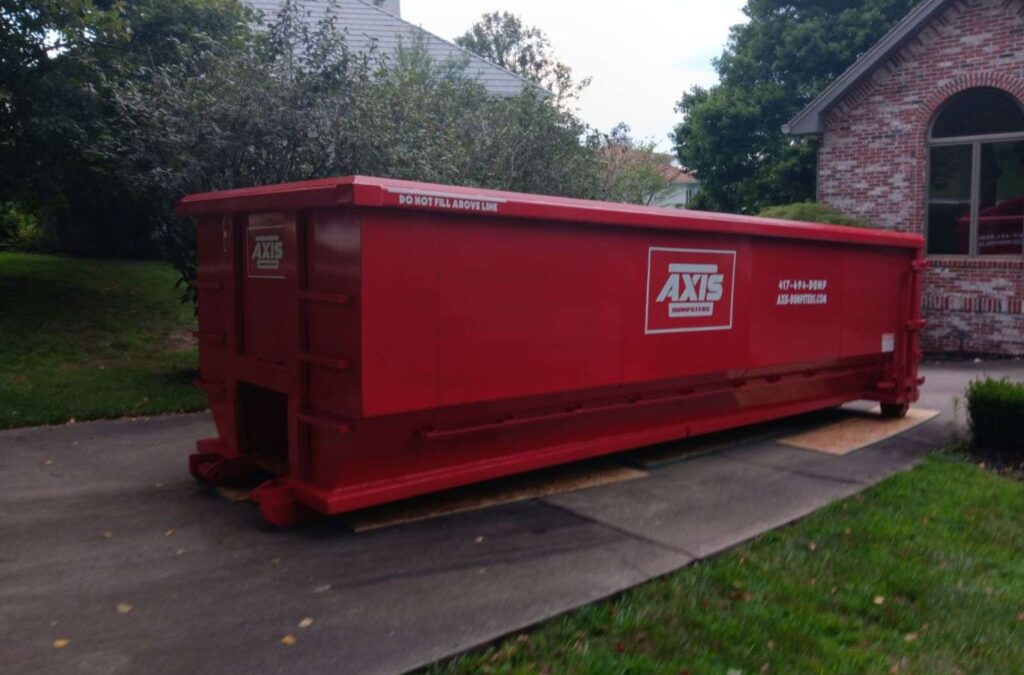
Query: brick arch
[
  {"left": 914, "top": 72, "right": 1024, "bottom": 143},
  {"left": 907, "top": 73, "right": 1024, "bottom": 237}
]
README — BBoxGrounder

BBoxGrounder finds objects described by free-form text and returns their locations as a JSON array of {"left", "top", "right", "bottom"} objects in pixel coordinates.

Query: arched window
[{"left": 927, "top": 88, "right": 1024, "bottom": 256}]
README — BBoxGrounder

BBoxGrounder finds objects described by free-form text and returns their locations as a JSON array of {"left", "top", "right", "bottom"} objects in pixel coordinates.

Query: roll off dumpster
[{"left": 176, "top": 176, "right": 926, "bottom": 526}]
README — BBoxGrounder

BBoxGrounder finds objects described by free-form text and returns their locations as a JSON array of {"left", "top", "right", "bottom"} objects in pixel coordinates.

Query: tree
[
  {"left": 2, "top": 0, "right": 607, "bottom": 283},
  {"left": 0, "top": 0, "right": 253, "bottom": 255},
  {"left": 0, "top": 1, "right": 125, "bottom": 245},
  {"left": 673, "top": 0, "right": 922, "bottom": 213},
  {"left": 101, "top": 2, "right": 605, "bottom": 293},
  {"left": 600, "top": 124, "right": 674, "bottom": 206},
  {"left": 455, "top": 11, "right": 587, "bottom": 103}
]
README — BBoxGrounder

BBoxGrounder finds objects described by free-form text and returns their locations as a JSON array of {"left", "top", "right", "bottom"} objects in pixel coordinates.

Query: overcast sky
[{"left": 401, "top": 0, "right": 749, "bottom": 152}]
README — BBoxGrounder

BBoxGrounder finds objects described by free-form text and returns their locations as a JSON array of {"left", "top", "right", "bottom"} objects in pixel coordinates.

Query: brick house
[{"left": 785, "top": 0, "right": 1024, "bottom": 355}]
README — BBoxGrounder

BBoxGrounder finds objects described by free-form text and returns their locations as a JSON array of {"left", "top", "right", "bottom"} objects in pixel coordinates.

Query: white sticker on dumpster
[
  {"left": 646, "top": 247, "right": 736, "bottom": 334},
  {"left": 247, "top": 226, "right": 286, "bottom": 279},
  {"left": 387, "top": 187, "right": 506, "bottom": 214},
  {"left": 882, "top": 333, "right": 896, "bottom": 353}
]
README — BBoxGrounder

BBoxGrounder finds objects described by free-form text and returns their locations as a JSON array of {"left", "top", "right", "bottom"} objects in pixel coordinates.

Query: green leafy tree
[
  {"left": 2, "top": 0, "right": 605, "bottom": 279},
  {"left": 0, "top": 1, "right": 125, "bottom": 244},
  {"left": 0, "top": 0, "right": 252, "bottom": 255},
  {"left": 102, "top": 2, "right": 605, "bottom": 293},
  {"left": 600, "top": 124, "right": 674, "bottom": 206},
  {"left": 674, "top": 0, "right": 922, "bottom": 213},
  {"left": 455, "top": 11, "right": 587, "bottom": 103}
]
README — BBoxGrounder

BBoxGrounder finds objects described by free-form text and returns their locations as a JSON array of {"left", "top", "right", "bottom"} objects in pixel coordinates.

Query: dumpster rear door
[{"left": 241, "top": 212, "right": 296, "bottom": 366}]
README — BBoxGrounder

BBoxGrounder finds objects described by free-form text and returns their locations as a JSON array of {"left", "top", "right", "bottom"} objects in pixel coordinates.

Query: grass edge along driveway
[
  {"left": 430, "top": 454, "right": 1024, "bottom": 675},
  {"left": 0, "top": 252, "right": 205, "bottom": 429}
]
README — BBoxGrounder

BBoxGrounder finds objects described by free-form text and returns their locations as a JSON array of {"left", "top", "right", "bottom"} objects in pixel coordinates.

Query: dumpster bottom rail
[
  {"left": 190, "top": 351, "right": 919, "bottom": 526},
  {"left": 291, "top": 390, "right": 869, "bottom": 521}
]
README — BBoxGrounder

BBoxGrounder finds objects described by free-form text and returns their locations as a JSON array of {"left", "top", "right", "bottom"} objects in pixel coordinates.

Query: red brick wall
[{"left": 817, "top": 0, "right": 1024, "bottom": 355}]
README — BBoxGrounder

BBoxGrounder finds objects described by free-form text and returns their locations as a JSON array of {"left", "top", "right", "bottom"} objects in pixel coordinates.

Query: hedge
[
  {"left": 758, "top": 202, "right": 871, "bottom": 228},
  {"left": 966, "top": 377, "right": 1024, "bottom": 454}
]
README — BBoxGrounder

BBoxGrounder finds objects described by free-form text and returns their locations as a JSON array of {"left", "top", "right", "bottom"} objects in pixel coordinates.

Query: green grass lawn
[
  {"left": 430, "top": 455, "right": 1024, "bottom": 674},
  {"left": 0, "top": 252, "right": 205, "bottom": 429}
]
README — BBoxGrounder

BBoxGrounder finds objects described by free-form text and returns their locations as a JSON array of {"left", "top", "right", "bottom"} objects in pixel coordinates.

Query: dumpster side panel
[
  {"left": 623, "top": 235, "right": 756, "bottom": 381},
  {"left": 360, "top": 214, "right": 917, "bottom": 417},
  {"left": 359, "top": 212, "right": 632, "bottom": 415},
  {"left": 744, "top": 241, "right": 844, "bottom": 367},
  {"left": 435, "top": 218, "right": 626, "bottom": 407},
  {"left": 358, "top": 211, "right": 442, "bottom": 415},
  {"left": 304, "top": 209, "right": 362, "bottom": 419},
  {"left": 839, "top": 249, "right": 908, "bottom": 358}
]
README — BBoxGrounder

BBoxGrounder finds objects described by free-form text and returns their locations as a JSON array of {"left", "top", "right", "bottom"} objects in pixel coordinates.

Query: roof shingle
[{"left": 244, "top": 0, "right": 536, "bottom": 97}]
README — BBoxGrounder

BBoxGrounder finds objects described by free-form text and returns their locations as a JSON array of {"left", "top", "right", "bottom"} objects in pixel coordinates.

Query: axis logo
[
  {"left": 645, "top": 247, "right": 736, "bottom": 334},
  {"left": 246, "top": 226, "right": 286, "bottom": 279},
  {"left": 252, "top": 236, "right": 283, "bottom": 270}
]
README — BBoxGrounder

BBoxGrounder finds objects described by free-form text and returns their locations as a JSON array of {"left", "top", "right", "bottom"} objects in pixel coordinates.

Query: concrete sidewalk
[{"left": 1, "top": 362, "right": 1019, "bottom": 674}]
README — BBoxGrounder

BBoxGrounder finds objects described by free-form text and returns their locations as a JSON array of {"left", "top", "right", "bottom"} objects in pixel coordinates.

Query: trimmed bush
[
  {"left": 759, "top": 202, "right": 871, "bottom": 228},
  {"left": 966, "top": 377, "right": 1024, "bottom": 453}
]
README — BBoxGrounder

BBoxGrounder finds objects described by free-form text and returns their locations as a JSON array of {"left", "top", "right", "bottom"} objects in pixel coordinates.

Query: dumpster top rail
[{"left": 177, "top": 176, "right": 923, "bottom": 250}]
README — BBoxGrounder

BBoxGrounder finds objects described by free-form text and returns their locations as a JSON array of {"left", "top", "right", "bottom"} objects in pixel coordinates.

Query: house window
[{"left": 927, "top": 88, "right": 1024, "bottom": 256}]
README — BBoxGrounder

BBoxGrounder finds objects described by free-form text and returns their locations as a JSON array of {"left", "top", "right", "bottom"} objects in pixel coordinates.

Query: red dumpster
[{"left": 177, "top": 177, "right": 926, "bottom": 526}]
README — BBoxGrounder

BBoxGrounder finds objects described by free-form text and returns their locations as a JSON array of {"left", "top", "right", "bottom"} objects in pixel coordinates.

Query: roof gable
[
  {"left": 243, "top": 0, "right": 538, "bottom": 97},
  {"left": 785, "top": 0, "right": 955, "bottom": 135}
]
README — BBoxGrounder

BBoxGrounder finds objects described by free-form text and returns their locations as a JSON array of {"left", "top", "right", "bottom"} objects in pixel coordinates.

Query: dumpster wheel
[
  {"left": 880, "top": 402, "right": 910, "bottom": 419},
  {"left": 251, "top": 480, "right": 316, "bottom": 527}
]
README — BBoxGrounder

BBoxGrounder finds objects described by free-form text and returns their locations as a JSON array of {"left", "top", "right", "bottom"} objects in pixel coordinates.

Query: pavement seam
[
  {"left": 721, "top": 434, "right": 939, "bottom": 487},
  {"left": 722, "top": 458, "right": 873, "bottom": 487},
  {"left": 534, "top": 498, "right": 700, "bottom": 559}
]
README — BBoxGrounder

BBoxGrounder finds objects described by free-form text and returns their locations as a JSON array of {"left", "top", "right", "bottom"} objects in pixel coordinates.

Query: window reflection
[
  {"left": 977, "top": 141, "right": 1024, "bottom": 255},
  {"left": 927, "top": 88, "right": 1024, "bottom": 256},
  {"left": 927, "top": 145, "right": 972, "bottom": 255}
]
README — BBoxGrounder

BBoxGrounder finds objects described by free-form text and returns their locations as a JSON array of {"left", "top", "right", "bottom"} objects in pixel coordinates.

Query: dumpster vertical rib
[{"left": 295, "top": 211, "right": 313, "bottom": 482}]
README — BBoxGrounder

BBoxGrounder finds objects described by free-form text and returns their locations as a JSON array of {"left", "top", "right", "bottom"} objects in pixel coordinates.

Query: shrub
[
  {"left": 0, "top": 203, "right": 51, "bottom": 251},
  {"left": 100, "top": 2, "right": 604, "bottom": 296},
  {"left": 759, "top": 202, "right": 870, "bottom": 228},
  {"left": 966, "top": 377, "right": 1024, "bottom": 454}
]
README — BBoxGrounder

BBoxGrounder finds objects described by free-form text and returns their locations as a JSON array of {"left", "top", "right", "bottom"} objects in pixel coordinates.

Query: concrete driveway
[{"left": 1, "top": 361, "right": 1020, "bottom": 674}]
